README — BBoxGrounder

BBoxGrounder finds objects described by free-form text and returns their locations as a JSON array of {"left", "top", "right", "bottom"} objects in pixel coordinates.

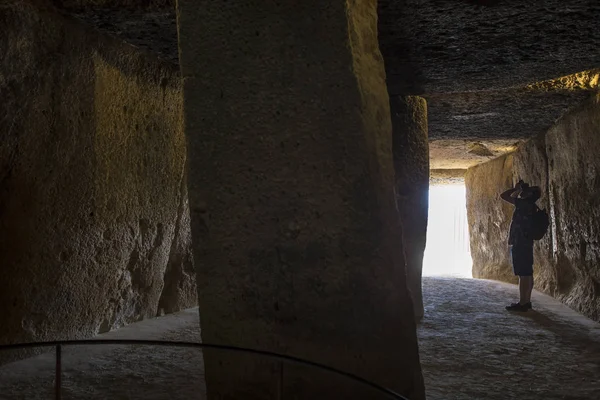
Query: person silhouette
[{"left": 500, "top": 180, "right": 541, "bottom": 311}]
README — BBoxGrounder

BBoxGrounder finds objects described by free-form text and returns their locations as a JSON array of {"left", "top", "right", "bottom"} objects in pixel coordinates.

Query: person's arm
[{"left": 500, "top": 187, "right": 519, "bottom": 204}]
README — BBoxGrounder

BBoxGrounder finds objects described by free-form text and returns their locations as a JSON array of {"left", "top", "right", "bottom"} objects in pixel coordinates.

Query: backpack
[{"left": 531, "top": 206, "right": 550, "bottom": 240}]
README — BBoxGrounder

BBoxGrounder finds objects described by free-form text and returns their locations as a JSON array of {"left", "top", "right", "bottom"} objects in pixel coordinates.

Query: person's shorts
[{"left": 511, "top": 245, "right": 534, "bottom": 276}]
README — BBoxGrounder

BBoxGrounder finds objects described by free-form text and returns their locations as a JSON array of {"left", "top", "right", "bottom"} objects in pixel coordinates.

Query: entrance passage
[{"left": 423, "top": 184, "right": 472, "bottom": 277}]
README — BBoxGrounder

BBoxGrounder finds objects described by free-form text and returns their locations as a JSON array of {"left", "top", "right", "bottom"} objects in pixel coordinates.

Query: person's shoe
[{"left": 505, "top": 302, "right": 530, "bottom": 312}]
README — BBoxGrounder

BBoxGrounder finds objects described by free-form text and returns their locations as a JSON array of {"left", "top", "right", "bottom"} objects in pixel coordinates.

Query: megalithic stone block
[
  {"left": 390, "top": 96, "right": 429, "bottom": 320},
  {"left": 177, "top": 0, "right": 425, "bottom": 398}
]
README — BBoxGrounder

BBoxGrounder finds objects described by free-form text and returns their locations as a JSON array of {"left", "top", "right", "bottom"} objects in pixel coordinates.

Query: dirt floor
[{"left": 0, "top": 277, "right": 599, "bottom": 399}]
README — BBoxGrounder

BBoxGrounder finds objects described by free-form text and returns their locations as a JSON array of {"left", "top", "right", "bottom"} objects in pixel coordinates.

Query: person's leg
[
  {"left": 507, "top": 245, "right": 533, "bottom": 311},
  {"left": 518, "top": 276, "right": 527, "bottom": 304},
  {"left": 520, "top": 276, "right": 533, "bottom": 304},
  {"left": 508, "top": 275, "right": 532, "bottom": 311},
  {"left": 523, "top": 244, "right": 534, "bottom": 304}
]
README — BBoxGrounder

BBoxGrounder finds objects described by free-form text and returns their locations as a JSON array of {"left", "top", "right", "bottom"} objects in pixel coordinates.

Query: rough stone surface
[
  {"left": 419, "top": 277, "right": 600, "bottom": 400},
  {"left": 52, "top": 2, "right": 600, "bottom": 170},
  {"left": 429, "top": 139, "right": 519, "bottom": 170},
  {"left": 377, "top": 0, "right": 600, "bottom": 168},
  {"left": 378, "top": 0, "right": 600, "bottom": 94},
  {"left": 0, "top": 308, "right": 204, "bottom": 400},
  {"left": 0, "top": 1, "right": 195, "bottom": 351},
  {"left": 465, "top": 154, "right": 516, "bottom": 283},
  {"left": 425, "top": 83, "right": 595, "bottom": 169},
  {"left": 391, "top": 96, "right": 429, "bottom": 320},
  {"left": 466, "top": 93, "right": 600, "bottom": 321},
  {"left": 3, "top": 278, "right": 600, "bottom": 399},
  {"left": 157, "top": 173, "right": 197, "bottom": 316},
  {"left": 55, "top": 1, "right": 600, "bottom": 94},
  {"left": 68, "top": 7, "right": 178, "bottom": 65},
  {"left": 426, "top": 87, "right": 594, "bottom": 140},
  {"left": 511, "top": 133, "right": 554, "bottom": 294},
  {"left": 177, "top": 0, "right": 424, "bottom": 399},
  {"left": 466, "top": 134, "right": 552, "bottom": 286},
  {"left": 545, "top": 94, "right": 600, "bottom": 321},
  {"left": 429, "top": 169, "right": 466, "bottom": 185},
  {"left": 64, "top": 6, "right": 178, "bottom": 64}
]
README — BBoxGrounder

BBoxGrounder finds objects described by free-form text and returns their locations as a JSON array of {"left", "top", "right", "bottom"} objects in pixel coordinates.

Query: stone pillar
[
  {"left": 177, "top": 1, "right": 424, "bottom": 399},
  {"left": 390, "top": 96, "right": 429, "bottom": 320}
]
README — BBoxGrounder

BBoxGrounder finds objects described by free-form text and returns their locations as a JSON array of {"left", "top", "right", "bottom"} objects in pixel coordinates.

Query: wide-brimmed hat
[{"left": 521, "top": 186, "right": 541, "bottom": 201}]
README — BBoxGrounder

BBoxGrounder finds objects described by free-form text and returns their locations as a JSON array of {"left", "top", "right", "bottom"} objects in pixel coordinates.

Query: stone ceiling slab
[
  {"left": 68, "top": 1, "right": 600, "bottom": 96},
  {"left": 426, "top": 71, "right": 599, "bottom": 168},
  {"left": 426, "top": 86, "right": 595, "bottom": 140},
  {"left": 429, "top": 139, "right": 519, "bottom": 170},
  {"left": 68, "top": 7, "right": 178, "bottom": 64},
  {"left": 379, "top": 0, "right": 600, "bottom": 95},
  {"left": 430, "top": 169, "right": 467, "bottom": 185}
]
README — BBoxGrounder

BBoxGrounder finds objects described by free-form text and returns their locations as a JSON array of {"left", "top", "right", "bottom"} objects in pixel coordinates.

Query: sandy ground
[{"left": 1, "top": 277, "right": 599, "bottom": 399}]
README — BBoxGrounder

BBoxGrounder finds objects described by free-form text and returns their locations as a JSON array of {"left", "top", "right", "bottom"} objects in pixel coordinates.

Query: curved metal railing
[{"left": 0, "top": 340, "right": 409, "bottom": 400}]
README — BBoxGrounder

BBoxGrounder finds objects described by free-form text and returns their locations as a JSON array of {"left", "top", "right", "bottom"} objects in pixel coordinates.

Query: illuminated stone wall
[
  {"left": 466, "top": 93, "right": 600, "bottom": 321},
  {"left": 0, "top": 1, "right": 195, "bottom": 350}
]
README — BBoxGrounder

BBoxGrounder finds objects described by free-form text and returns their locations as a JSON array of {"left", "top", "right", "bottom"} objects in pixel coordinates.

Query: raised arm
[{"left": 500, "top": 187, "right": 519, "bottom": 204}]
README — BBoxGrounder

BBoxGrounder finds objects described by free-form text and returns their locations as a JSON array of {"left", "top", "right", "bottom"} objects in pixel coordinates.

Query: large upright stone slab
[
  {"left": 465, "top": 94, "right": 600, "bottom": 322},
  {"left": 390, "top": 96, "right": 429, "bottom": 320},
  {"left": 545, "top": 94, "right": 600, "bottom": 321},
  {"left": 177, "top": 1, "right": 424, "bottom": 398},
  {"left": 0, "top": 1, "right": 195, "bottom": 362},
  {"left": 465, "top": 154, "right": 516, "bottom": 282}
]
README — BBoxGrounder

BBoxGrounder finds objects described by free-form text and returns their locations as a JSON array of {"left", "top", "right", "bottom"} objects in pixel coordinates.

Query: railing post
[{"left": 55, "top": 344, "right": 62, "bottom": 400}]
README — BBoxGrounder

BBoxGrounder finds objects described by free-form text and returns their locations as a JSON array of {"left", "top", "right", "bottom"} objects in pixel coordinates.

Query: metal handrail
[{"left": 0, "top": 339, "right": 409, "bottom": 400}]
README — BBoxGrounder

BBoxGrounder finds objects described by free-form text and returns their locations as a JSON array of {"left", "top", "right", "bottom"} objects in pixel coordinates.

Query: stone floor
[
  {"left": 0, "top": 309, "right": 205, "bottom": 400},
  {"left": 0, "top": 277, "right": 599, "bottom": 399},
  {"left": 419, "top": 277, "right": 600, "bottom": 400}
]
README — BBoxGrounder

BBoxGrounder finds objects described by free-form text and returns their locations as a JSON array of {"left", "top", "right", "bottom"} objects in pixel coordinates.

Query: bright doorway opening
[{"left": 422, "top": 184, "right": 473, "bottom": 278}]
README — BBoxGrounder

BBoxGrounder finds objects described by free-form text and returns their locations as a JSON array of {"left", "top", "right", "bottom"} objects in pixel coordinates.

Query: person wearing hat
[{"left": 500, "top": 179, "right": 542, "bottom": 312}]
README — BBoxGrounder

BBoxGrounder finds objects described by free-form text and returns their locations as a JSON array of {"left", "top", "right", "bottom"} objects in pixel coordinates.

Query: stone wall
[
  {"left": 466, "top": 154, "right": 516, "bottom": 283},
  {"left": 391, "top": 96, "right": 429, "bottom": 319},
  {"left": 0, "top": 0, "right": 195, "bottom": 348},
  {"left": 466, "top": 93, "right": 600, "bottom": 321},
  {"left": 546, "top": 94, "right": 600, "bottom": 320}
]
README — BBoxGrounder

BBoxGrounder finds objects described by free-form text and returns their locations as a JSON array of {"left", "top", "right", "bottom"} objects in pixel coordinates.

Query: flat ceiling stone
[
  {"left": 429, "top": 139, "right": 519, "bottom": 170},
  {"left": 68, "top": 8, "right": 178, "bottom": 65},
  {"left": 426, "top": 71, "right": 599, "bottom": 168},
  {"left": 426, "top": 84, "right": 597, "bottom": 141},
  {"left": 430, "top": 169, "right": 467, "bottom": 185},
  {"left": 379, "top": 0, "right": 600, "bottom": 95}
]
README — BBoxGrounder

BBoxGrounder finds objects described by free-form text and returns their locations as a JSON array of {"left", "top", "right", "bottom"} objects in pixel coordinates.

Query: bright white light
[{"left": 422, "top": 184, "right": 473, "bottom": 278}]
